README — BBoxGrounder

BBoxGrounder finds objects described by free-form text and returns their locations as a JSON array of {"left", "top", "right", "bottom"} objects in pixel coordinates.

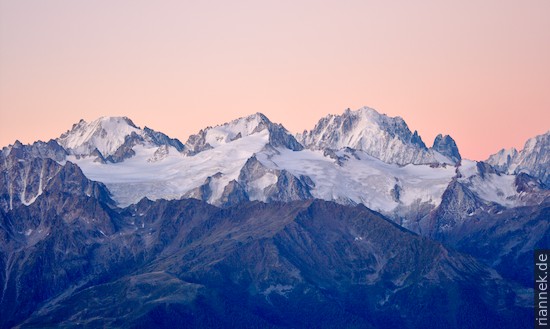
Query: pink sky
[{"left": 1, "top": 1, "right": 549, "bottom": 160}]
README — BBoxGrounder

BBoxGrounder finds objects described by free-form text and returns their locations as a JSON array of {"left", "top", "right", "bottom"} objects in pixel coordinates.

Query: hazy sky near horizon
[{"left": 1, "top": 1, "right": 549, "bottom": 160}]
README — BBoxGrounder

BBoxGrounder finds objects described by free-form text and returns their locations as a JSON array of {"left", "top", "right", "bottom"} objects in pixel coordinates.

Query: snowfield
[{"left": 73, "top": 130, "right": 270, "bottom": 207}]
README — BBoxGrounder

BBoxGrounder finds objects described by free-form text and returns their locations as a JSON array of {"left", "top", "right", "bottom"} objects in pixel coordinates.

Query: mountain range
[{"left": 1, "top": 107, "right": 548, "bottom": 328}]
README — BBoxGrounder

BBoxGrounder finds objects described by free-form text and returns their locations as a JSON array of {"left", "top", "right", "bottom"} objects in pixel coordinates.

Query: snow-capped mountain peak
[
  {"left": 298, "top": 107, "right": 454, "bottom": 165},
  {"left": 487, "top": 130, "right": 550, "bottom": 186},
  {"left": 208, "top": 112, "right": 274, "bottom": 143},
  {"left": 185, "top": 112, "right": 303, "bottom": 154},
  {"left": 57, "top": 116, "right": 184, "bottom": 162},
  {"left": 57, "top": 116, "right": 141, "bottom": 157}
]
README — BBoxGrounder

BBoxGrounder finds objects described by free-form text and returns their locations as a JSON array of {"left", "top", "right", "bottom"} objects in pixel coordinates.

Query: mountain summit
[
  {"left": 432, "top": 134, "right": 461, "bottom": 163},
  {"left": 57, "top": 116, "right": 184, "bottom": 162},
  {"left": 298, "top": 107, "right": 457, "bottom": 165},
  {"left": 184, "top": 112, "right": 303, "bottom": 154},
  {"left": 487, "top": 130, "right": 550, "bottom": 185}
]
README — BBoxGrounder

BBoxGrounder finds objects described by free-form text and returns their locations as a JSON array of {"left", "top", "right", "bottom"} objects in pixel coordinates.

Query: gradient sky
[{"left": 1, "top": 1, "right": 549, "bottom": 160}]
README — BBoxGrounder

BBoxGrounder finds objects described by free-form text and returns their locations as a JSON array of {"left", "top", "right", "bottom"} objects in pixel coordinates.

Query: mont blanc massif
[{"left": 1, "top": 107, "right": 548, "bottom": 329}]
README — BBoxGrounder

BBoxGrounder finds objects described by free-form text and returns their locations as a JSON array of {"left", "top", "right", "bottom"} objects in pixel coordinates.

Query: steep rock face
[
  {"left": 0, "top": 141, "right": 114, "bottom": 212},
  {"left": 237, "top": 156, "right": 313, "bottom": 203},
  {"left": 57, "top": 116, "right": 185, "bottom": 163},
  {"left": 487, "top": 130, "right": 550, "bottom": 186},
  {"left": 298, "top": 107, "right": 454, "bottom": 165},
  {"left": 220, "top": 179, "right": 249, "bottom": 207},
  {"left": 421, "top": 179, "right": 489, "bottom": 237},
  {"left": 105, "top": 132, "right": 142, "bottom": 163},
  {"left": 0, "top": 154, "right": 61, "bottom": 212},
  {"left": 486, "top": 148, "right": 518, "bottom": 172},
  {"left": 143, "top": 127, "right": 185, "bottom": 152},
  {"left": 432, "top": 134, "right": 461, "bottom": 163},
  {"left": 514, "top": 172, "right": 546, "bottom": 193},
  {"left": 2, "top": 198, "right": 529, "bottom": 329},
  {"left": 46, "top": 161, "right": 114, "bottom": 207},
  {"left": 185, "top": 113, "right": 303, "bottom": 155}
]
